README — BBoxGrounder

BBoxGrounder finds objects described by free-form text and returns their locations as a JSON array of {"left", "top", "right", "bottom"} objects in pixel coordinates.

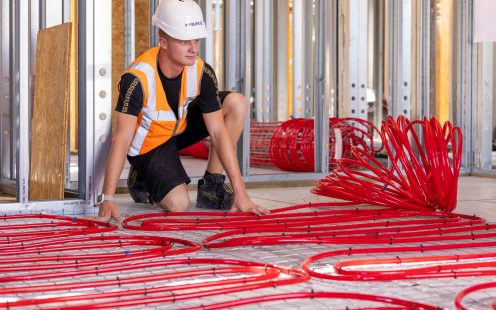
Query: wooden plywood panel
[
  {"left": 29, "top": 23, "right": 72, "bottom": 200},
  {"left": 135, "top": 0, "right": 150, "bottom": 56}
]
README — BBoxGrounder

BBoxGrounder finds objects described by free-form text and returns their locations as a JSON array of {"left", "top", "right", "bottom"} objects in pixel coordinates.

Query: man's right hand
[
  {"left": 96, "top": 201, "right": 120, "bottom": 222},
  {"left": 231, "top": 191, "right": 269, "bottom": 216}
]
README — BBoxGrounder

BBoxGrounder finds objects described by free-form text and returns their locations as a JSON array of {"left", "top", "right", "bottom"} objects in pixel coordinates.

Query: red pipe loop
[
  {"left": 182, "top": 291, "right": 441, "bottom": 310},
  {"left": 0, "top": 234, "right": 200, "bottom": 263},
  {"left": 455, "top": 281, "right": 496, "bottom": 310},
  {"left": 301, "top": 241, "right": 496, "bottom": 281},
  {"left": 0, "top": 258, "right": 308, "bottom": 309},
  {"left": 0, "top": 214, "right": 117, "bottom": 242},
  {"left": 122, "top": 204, "right": 464, "bottom": 232}
]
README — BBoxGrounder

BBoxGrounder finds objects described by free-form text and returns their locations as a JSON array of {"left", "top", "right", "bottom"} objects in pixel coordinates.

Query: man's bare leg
[
  {"left": 155, "top": 183, "right": 190, "bottom": 212},
  {"left": 206, "top": 92, "right": 249, "bottom": 173}
]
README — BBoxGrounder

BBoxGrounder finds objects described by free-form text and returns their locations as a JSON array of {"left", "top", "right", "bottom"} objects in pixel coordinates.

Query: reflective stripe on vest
[{"left": 126, "top": 47, "right": 204, "bottom": 156}]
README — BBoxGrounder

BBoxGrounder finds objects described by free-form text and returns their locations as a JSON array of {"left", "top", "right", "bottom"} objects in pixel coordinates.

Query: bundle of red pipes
[
  {"left": 313, "top": 115, "right": 462, "bottom": 213},
  {"left": 182, "top": 118, "right": 380, "bottom": 172},
  {"left": 268, "top": 117, "right": 379, "bottom": 171}
]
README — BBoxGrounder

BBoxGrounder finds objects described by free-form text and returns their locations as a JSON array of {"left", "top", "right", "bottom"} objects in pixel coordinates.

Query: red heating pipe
[
  {"left": 313, "top": 116, "right": 462, "bottom": 213},
  {"left": 269, "top": 118, "right": 380, "bottom": 172},
  {"left": 0, "top": 235, "right": 200, "bottom": 262},
  {"left": 301, "top": 241, "right": 496, "bottom": 281},
  {"left": 4, "top": 270, "right": 279, "bottom": 308},
  {"left": 0, "top": 252, "right": 164, "bottom": 272},
  {"left": 3, "top": 208, "right": 493, "bottom": 307},
  {"left": 455, "top": 281, "right": 496, "bottom": 310},
  {"left": 0, "top": 258, "right": 308, "bottom": 309},
  {"left": 122, "top": 202, "right": 466, "bottom": 231},
  {"left": 120, "top": 205, "right": 494, "bottom": 249},
  {"left": 0, "top": 214, "right": 117, "bottom": 244},
  {"left": 181, "top": 291, "right": 441, "bottom": 310},
  {"left": 333, "top": 252, "right": 496, "bottom": 279},
  {"left": 202, "top": 216, "right": 490, "bottom": 248},
  {"left": 186, "top": 118, "right": 380, "bottom": 171}
]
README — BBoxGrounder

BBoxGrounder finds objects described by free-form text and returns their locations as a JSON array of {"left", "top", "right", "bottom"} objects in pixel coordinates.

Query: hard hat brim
[{"left": 152, "top": 16, "right": 208, "bottom": 41}]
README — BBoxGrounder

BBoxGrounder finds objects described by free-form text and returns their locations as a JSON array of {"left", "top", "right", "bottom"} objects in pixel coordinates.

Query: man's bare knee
[
  {"left": 155, "top": 184, "right": 190, "bottom": 212},
  {"left": 156, "top": 195, "right": 189, "bottom": 212},
  {"left": 223, "top": 93, "right": 249, "bottom": 120},
  {"left": 170, "top": 199, "right": 190, "bottom": 212}
]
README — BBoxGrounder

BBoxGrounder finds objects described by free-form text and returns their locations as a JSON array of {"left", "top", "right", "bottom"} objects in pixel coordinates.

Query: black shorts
[{"left": 128, "top": 91, "right": 231, "bottom": 203}]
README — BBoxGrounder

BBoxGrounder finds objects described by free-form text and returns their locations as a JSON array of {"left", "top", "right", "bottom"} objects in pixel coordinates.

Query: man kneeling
[{"left": 97, "top": 0, "right": 267, "bottom": 221}]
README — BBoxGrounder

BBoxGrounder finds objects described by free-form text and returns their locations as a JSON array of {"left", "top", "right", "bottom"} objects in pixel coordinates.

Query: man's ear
[{"left": 159, "top": 37, "right": 167, "bottom": 49}]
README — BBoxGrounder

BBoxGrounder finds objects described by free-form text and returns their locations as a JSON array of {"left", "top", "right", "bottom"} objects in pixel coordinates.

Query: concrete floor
[{"left": 1, "top": 176, "right": 495, "bottom": 309}]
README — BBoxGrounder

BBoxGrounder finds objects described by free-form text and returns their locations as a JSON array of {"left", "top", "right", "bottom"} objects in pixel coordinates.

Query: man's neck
[{"left": 157, "top": 49, "right": 183, "bottom": 79}]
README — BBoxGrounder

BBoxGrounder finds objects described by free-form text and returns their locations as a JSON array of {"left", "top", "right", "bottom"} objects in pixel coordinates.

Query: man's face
[{"left": 162, "top": 36, "right": 200, "bottom": 66}]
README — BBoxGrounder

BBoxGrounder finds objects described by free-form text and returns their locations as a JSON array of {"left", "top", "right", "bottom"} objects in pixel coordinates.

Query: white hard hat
[{"left": 152, "top": 0, "right": 208, "bottom": 40}]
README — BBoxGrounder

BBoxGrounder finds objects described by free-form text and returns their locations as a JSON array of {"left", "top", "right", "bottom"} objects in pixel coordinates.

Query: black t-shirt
[{"left": 115, "top": 62, "right": 222, "bottom": 117}]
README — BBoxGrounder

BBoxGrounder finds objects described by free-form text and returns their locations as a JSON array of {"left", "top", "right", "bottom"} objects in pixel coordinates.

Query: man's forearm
[{"left": 102, "top": 137, "right": 130, "bottom": 195}]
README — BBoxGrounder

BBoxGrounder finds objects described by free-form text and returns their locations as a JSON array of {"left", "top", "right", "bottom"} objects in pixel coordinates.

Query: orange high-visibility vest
[{"left": 126, "top": 47, "right": 204, "bottom": 156}]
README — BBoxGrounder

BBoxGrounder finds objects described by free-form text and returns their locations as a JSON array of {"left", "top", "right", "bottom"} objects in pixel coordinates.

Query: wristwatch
[{"left": 97, "top": 194, "right": 115, "bottom": 204}]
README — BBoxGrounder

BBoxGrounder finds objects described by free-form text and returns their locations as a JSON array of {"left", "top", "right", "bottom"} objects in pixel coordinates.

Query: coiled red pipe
[
  {"left": 268, "top": 117, "right": 379, "bottom": 171},
  {"left": 183, "top": 118, "right": 380, "bottom": 172},
  {"left": 313, "top": 116, "right": 462, "bottom": 213}
]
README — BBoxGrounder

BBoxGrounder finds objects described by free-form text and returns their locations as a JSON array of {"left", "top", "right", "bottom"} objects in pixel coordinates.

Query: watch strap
[{"left": 97, "top": 194, "right": 115, "bottom": 203}]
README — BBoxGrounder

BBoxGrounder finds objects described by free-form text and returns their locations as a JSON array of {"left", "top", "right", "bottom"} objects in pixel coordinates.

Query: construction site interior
[{"left": 1, "top": 1, "right": 496, "bottom": 309}]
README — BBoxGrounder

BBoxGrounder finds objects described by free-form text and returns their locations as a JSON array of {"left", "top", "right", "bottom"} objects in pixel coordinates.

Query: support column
[
  {"left": 276, "top": 0, "right": 289, "bottom": 121},
  {"left": 389, "top": 0, "right": 412, "bottom": 119},
  {"left": 454, "top": 0, "right": 476, "bottom": 172},
  {"left": 16, "top": 0, "right": 31, "bottom": 203},
  {"left": 372, "top": 0, "right": 384, "bottom": 127},
  {"left": 197, "top": 0, "right": 213, "bottom": 64},
  {"left": 254, "top": 0, "right": 274, "bottom": 122},
  {"left": 1, "top": 0, "right": 12, "bottom": 182},
  {"left": 79, "top": 0, "right": 112, "bottom": 203},
  {"left": 303, "top": 0, "right": 314, "bottom": 118},
  {"left": 292, "top": 0, "right": 304, "bottom": 118},
  {"left": 418, "top": 0, "right": 430, "bottom": 119},
  {"left": 149, "top": 0, "right": 159, "bottom": 47},
  {"left": 124, "top": 0, "right": 135, "bottom": 67},
  {"left": 347, "top": 0, "right": 368, "bottom": 120},
  {"left": 314, "top": 0, "right": 333, "bottom": 174},
  {"left": 225, "top": 0, "right": 251, "bottom": 176},
  {"left": 476, "top": 43, "right": 493, "bottom": 170}
]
